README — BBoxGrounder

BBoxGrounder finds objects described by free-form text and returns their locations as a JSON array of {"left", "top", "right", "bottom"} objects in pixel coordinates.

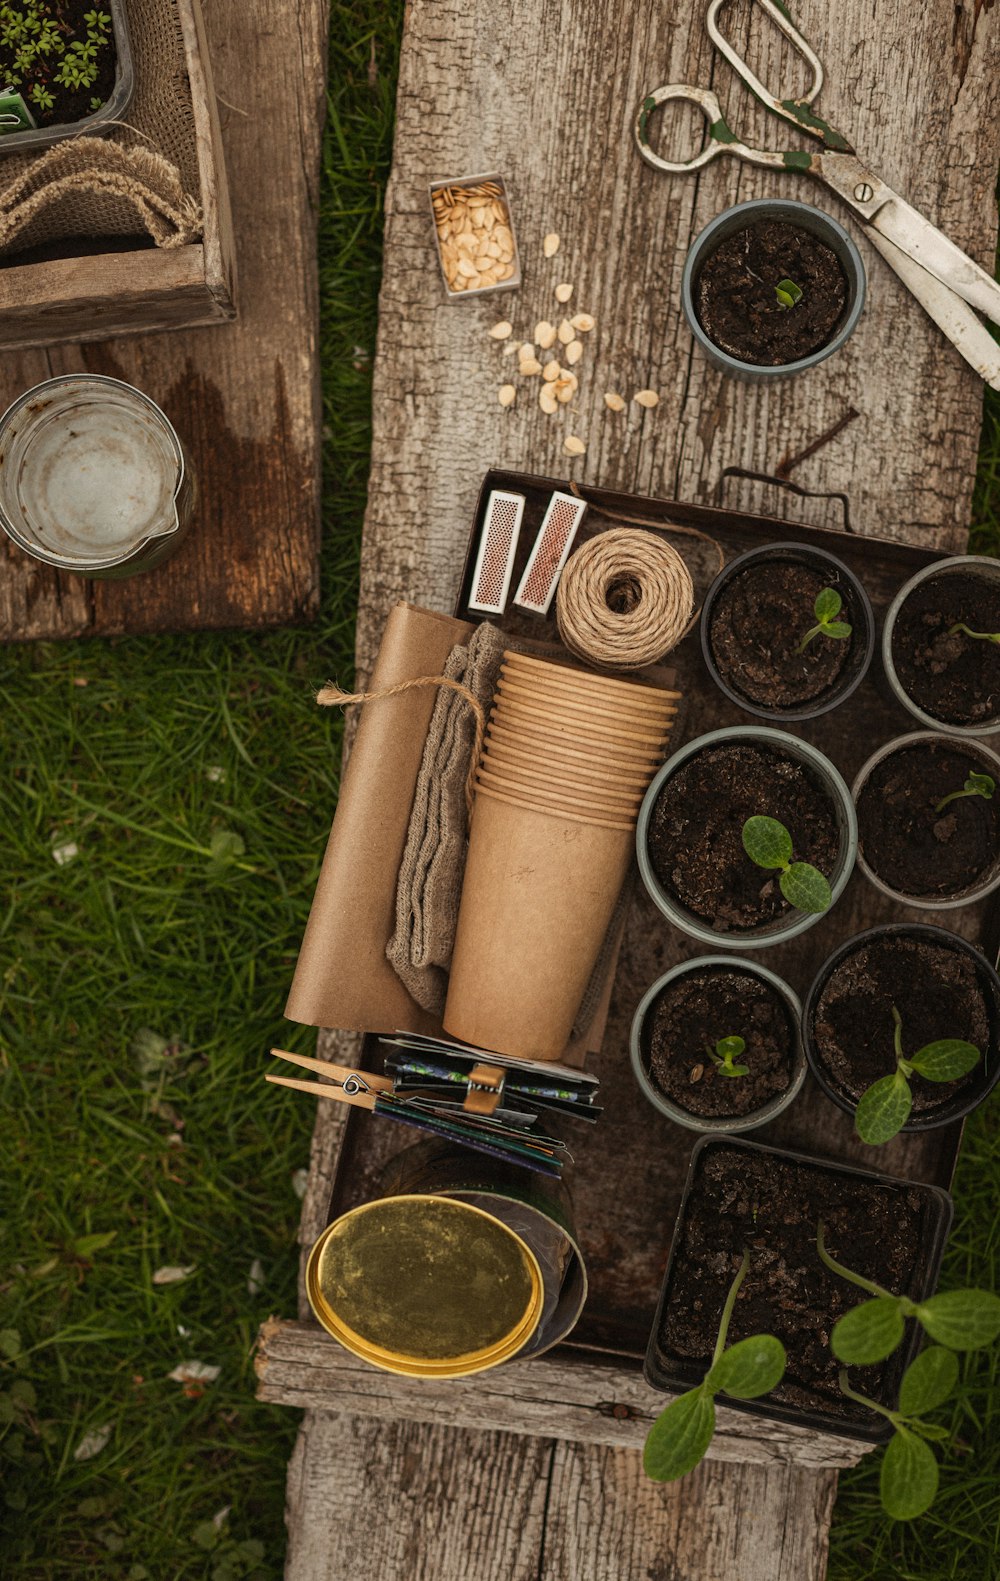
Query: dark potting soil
[
  {"left": 891, "top": 571, "right": 1000, "bottom": 727},
  {"left": 812, "top": 934, "right": 988, "bottom": 1114},
  {"left": 709, "top": 560, "right": 853, "bottom": 709},
  {"left": 0, "top": 2, "right": 118, "bottom": 130},
  {"left": 656, "top": 1145, "right": 939, "bottom": 1424},
  {"left": 694, "top": 221, "right": 848, "bottom": 367},
  {"left": 647, "top": 743, "right": 840, "bottom": 931},
  {"left": 646, "top": 967, "right": 795, "bottom": 1119},
  {"left": 857, "top": 741, "right": 1000, "bottom": 899}
]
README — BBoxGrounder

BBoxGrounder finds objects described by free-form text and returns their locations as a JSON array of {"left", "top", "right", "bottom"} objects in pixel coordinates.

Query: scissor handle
[
  {"left": 707, "top": 0, "right": 852, "bottom": 153},
  {"left": 635, "top": 83, "right": 789, "bottom": 174}
]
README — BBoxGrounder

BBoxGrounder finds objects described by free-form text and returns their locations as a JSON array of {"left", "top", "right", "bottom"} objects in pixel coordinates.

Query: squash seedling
[
  {"left": 935, "top": 771, "right": 995, "bottom": 815},
  {"left": 852, "top": 1005, "right": 980, "bottom": 1145},
  {"left": 947, "top": 622, "right": 1000, "bottom": 645},
  {"left": 644, "top": 1249, "right": 785, "bottom": 1483},
  {"left": 839, "top": 1350, "right": 957, "bottom": 1521},
  {"left": 774, "top": 278, "right": 802, "bottom": 310},
  {"left": 795, "top": 586, "right": 852, "bottom": 654},
  {"left": 741, "top": 816, "right": 833, "bottom": 913},
  {"left": 705, "top": 1035, "right": 748, "bottom": 1079}
]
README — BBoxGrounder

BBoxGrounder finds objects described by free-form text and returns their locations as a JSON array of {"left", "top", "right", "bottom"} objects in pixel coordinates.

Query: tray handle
[{"left": 716, "top": 466, "right": 856, "bottom": 535}]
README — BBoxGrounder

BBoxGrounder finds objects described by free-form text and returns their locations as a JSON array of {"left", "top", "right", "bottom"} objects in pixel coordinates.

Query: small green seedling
[
  {"left": 774, "top": 278, "right": 803, "bottom": 310},
  {"left": 794, "top": 586, "right": 852, "bottom": 654},
  {"left": 643, "top": 1249, "right": 786, "bottom": 1483},
  {"left": 839, "top": 1350, "right": 958, "bottom": 1521},
  {"left": 853, "top": 1005, "right": 980, "bottom": 1145},
  {"left": 816, "top": 1222, "right": 1000, "bottom": 1365},
  {"left": 706, "top": 1034, "right": 748, "bottom": 1078},
  {"left": 934, "top": 771, "right": 995, "bottom": 815},
  {"left": 741, "top": 816, "right": 832, "bottom": 913},
  {"left": 948, "top": 622, "right": 1000, "bottom": 645}
]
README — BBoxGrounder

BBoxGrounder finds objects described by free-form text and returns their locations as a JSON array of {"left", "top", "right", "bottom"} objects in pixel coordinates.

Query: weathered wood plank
[
  {"left": 284, "top": 1412, "right": 552, "bottom": 1581},
  {"left": 0, "top": 0, "right": 325, "bottom": 642},
  {"left": 258, "top": 1318, "right": 870, "bottom": 1471}
]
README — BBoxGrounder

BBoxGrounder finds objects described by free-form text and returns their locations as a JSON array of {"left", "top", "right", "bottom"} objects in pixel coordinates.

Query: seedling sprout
[
  {"left": 934, "top": 771, "right": 995, "bottom": 815},
  {"left": 774, "top": 278, "right": 803, "bottom": 310},
  {"left": 947, "top": 622, "right": 1000, "bottom": 645},
  {"left": 795, "top": 586, "right": 852, "bottom": 654},
  {"left": 852, "top": 1005, "right": 980, "bottom": 1145},
  {"left": 706, "top": 1034, "right": 748, "bottom": 1078},
  {"left": 741, "top": 816, "right": 832, "bottom": 913}
]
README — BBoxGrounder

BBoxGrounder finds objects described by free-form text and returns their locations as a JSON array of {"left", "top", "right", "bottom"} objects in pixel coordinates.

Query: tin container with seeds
[{"left": 430, "top": 172, "right": 521, "bottom": 299}]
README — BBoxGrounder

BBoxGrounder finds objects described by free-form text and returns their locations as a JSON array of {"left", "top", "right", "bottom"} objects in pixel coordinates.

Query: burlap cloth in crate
[{"left": 0, "top": 0, "right": 203, "bottom": 255}]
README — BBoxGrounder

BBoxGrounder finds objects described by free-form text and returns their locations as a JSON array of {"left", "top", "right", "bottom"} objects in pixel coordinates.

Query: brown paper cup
[
  {"left": 498, "top": 673, "right": 678, "bottom": 730},
  {"left": 471, "top": 778, "right": 637, "bottom": 830},
  {"left": 503, "top": 651, "right": 682, "bottom": 708},
  {"left": 444, "top": 790, "right": 636, "bottom": 1060},
  {"left": 500, "top": 668, "right": 679, "bottom": 724},
  {"left": 483, "top": 737, "right": 654, "bottom": 794},
  {"left": 476, "top": 763, "right": 644, "bottom": 816},
  {"left": 487, "top": 713, "right": 667, "bottom": 771},
  {"left": 494, "top": 694, "right": 670, "bottom": 749}
]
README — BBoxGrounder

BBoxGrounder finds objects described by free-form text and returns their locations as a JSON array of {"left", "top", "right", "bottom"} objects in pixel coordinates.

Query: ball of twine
[{"left": 555, "top": 528, "right": 695, "bottom": 670}]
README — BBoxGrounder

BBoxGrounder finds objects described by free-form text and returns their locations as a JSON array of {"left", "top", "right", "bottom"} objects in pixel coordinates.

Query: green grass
[{"left": 1, "top": 3, "right": 999, "bottom": 1576}]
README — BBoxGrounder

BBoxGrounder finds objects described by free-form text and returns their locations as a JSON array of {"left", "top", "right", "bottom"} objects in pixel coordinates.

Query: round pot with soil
[
  {"left": 853, "top": 732, "right": 1000, "bottom": 908},
  {"left": 701, "top": 542, "right": 875, "bottom": 721},
  {"left": 636, "top": 726, "right": 857, "bottom": 949},
  {"left": 681, "top": 198, "right": 866, "bottom": 379},
  {"left": 882, "top": 556, "right": 1000, "bottom": 735},
  {"left": 804, "top": 923, "right": 1000, "bottom": 1145},
  {"left": 644, "top": 1135, "right": 953, "bottom": 1440},
  {"left": 630, "top": 955, "right": 805, "bottom": 1133}
]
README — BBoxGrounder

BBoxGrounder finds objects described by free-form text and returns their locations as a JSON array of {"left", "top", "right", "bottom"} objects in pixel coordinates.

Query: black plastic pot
[
  {"left": 644, "top": 1135, "right": 953, "bottom": 1442},
  {"left": 700, "top": 541, "right": 875, "bottom": 722},
  {"left": 803, "top": 923, "right": 1000, "bottom": 1132}
]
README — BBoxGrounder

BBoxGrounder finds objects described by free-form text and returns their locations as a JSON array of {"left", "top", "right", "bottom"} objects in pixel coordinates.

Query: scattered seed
[
  {"left": 555, "top": 282, "right": 573, "bottom": 303},
  {"left": 555, "top": 373, "right": 578, "bottom": 404},
  {"left": 565, "top": 339, "right": 583, "bottom": 365},
  {"left": 498, "top": 384, "right": 516, "bottom": 406},
  {"left": 689, "top": 1064, "right": 704, "bottom": 1084},
  {"left": 557, "top": 318, "right": 575, "bottom": 346},
  {"left": 563, "top": 435, "right": 586, "bottom": 455},
  {"left": 634, "top": 389, "right": 660, "bottom": 408},
  {"left": 489, "top": 321, "right": 513, "bottom": 339},
  {"left": 543, "top": 233, "right": 560, "bottom": 257},
  {"left": 571, "top": 312, "right": 595, "bottom": 333},
  {"left": 535, "top": 320, "right": 557, "bottom": 350},
  {"left": 603, "top": 392, "right": 626, "bottom": 411},
  {"left": 542, "top": 359, "right": 562, "bottom": 382},
  {"left": 519, "top": 342, "right": 535, "bottom": 359},
  {"left": 519, "top": 357, "right": 543, "bottom": 376},
  {"left": 539, "top": 384, "right": 559, "bottom": 414}
]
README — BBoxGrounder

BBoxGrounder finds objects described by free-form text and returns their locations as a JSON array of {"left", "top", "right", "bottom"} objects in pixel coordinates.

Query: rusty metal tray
[{"left": 323, "top": 469, "right": 997, "bottom": 1363}]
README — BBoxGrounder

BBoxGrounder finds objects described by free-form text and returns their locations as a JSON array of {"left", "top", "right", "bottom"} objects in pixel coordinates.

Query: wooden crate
[{"left": 0, "top": 0, "right": 235, "bottom": 352}]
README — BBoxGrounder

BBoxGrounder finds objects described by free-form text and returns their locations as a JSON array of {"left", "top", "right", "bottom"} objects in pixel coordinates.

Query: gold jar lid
[{"left": 306, "top": 1194, "right": 543, "bottom": 1377}]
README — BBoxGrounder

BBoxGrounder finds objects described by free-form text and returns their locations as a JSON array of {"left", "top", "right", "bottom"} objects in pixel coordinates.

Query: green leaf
[
  {"left": 855, "top": 1071, "right": 913, "bottom": 1145},
  {"left": 643, "top": 1387, "right": 716, "bottom": 1482},
  {"left": 72, "top": 1230, "right": 117, "bottom": 1259},
  {"left": 779, "top": 862, "right": 832, "bottom": 913},
  {"left": 8, "top": 1379, "right": 35, "bottom": 1410},
  {"left": 898, "top": 1346, "right": 959, "bottom": 1416},
  {"left": 824, "top": 620, "right": 852, "bottom": 639},
  {"left": 908, "top": 1039, "right": 980, "bottom": 1082},
  {"left": 880, "top": 1427, "right": 939, "bottom": 1521},
  {"left": 814, "top": 587, "right": 842, "bottom": 621},
  {"left": 831, "top": 1296, "right": 906, "bottom": 1365},
  {"left": 967, "top": 772, "right": 995, "bottom": 799},
  {"left": 719, "top": 1063, "right": 749, "bottom": 1078},
  {"left": 0, "top": 1328, "right": 22, "bottom": 1359},
  {"left": 774, "top": 278, "right": 803, "bottom": 309},
  {"left": 915, "top": 1289, "right": 1000, "bottom": 1351},
  {"left": 742, "top": 815, "right": 793, "bottom": 869},
  {"left": 716, "top": 1036, "right": 745, "bottom": 1060},
  {"left": 706, "top": 1334, "right": 786, "bottom": 1399}
]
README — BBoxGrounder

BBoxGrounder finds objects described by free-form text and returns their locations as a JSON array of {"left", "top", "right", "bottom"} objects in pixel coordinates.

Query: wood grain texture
[
  {"left": 258, "top": 1318, "right": 870, "bottom": 1470},
  {"left": 279, "top": 0, "right": 999, "bottom": 1574},
  {"left": 0, "top": 0, "right": 325, "bottom": 642}
]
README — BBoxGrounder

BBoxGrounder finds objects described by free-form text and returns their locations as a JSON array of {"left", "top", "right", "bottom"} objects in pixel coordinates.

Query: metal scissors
[{"left": 635, "top": 0, "right": 1000, "bottom": 388}]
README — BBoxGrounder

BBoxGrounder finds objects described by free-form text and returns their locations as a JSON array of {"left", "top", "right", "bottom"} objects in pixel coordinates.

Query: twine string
[
  {"left": 316, "top": 675, "right": 485, "bottom": 821},
  {"left": 555, "top": 528, "right": 696, "bottom": 670}
]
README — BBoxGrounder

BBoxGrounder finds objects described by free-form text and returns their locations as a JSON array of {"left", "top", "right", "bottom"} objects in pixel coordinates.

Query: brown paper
[
  {"left": 443, "top": 792, "right": 635, "bottom": 1061},
  {"left": 284, "top": 602, "right": 473, "bottom": 1033}
]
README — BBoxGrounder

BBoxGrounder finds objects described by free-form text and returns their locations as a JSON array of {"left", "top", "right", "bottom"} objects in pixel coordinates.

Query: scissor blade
[
  {"left": 865, "top": 227, "right": 1000, "bottom": 391},
  {"left": 870, "top": 195, "right": 1000, "bottom": 329}
]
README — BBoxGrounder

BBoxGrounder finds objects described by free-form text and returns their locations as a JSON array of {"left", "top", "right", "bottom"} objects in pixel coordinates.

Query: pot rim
[
  {"left": 629, "top": 954, "right": 805, "bottom": 1133},
  {"left": 880, "top": 554, "right": 1000, "bottom": 737},
  {"left": 852, "top": 730, "right": 1000, "bottom": 909},
  {"left": 635, "top": 725, "right": 858, "bottom": 950},
  {"left": 699, "top": 540, "right": 876, "bottom": 722},
  {"left": 680, "top": 198, "right": 867, "bottom": 379},
  {"left": 802, "top": 921, "right": 1000, "bottom": 1132}
]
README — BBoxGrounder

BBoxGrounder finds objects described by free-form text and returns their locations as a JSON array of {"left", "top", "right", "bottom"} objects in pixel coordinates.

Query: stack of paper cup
[{"left": 443, "top": 652, "right": 679, "bottom": 1061}]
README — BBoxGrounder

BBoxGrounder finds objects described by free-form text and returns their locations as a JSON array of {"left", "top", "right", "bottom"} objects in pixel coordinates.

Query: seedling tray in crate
[{"left": 322, "top": 470, "right": 996, "bottom": 1390}]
